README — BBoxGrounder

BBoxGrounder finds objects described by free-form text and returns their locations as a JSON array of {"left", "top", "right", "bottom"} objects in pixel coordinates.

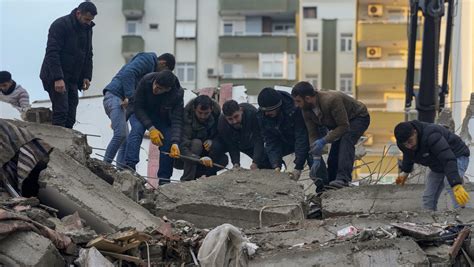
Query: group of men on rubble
[{"left": 12, "top": 1, "right": 467, "bottom": 212}]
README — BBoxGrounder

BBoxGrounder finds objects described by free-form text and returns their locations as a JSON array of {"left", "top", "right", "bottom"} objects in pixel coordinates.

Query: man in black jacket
[
  {"left": 218, "top": 100, "right": 271, "bottom": 170},
  {"left": 40, "top": 2, "right": 97, "bottom": 129},
  {"left": 394, "top": 120, "right": 470, "bottom": 211},
  {"left": 134, "top": 71, "right": 184, "bottom": 185}
]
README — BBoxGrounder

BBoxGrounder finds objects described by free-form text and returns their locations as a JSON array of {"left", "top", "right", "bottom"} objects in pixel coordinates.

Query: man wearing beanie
[
  {"left": 134, "top": 70, "right": 184, "bottom": 185},
  {"left": 291, "top": 82, "right": 369, "bottom": 189},
  {"left": 394, "top": 120, "right": 470, "bottom": 210},
  {"left": 0, "top": 71, "right": 30, "bottom": 111},
  {"left": 257, "top": 87, "right": 315, "bottom": 180}
]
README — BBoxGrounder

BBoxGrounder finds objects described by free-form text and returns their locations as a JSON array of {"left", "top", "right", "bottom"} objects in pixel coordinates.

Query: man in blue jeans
[
  {"left": 102, "top": 52, "right": 175, "bottom": 166},
  {"left": 134, "top": 71, "right": 184, "bottom": 185},
  {"left": 394, "top": 120, "right": 470, "bottom": 211}
]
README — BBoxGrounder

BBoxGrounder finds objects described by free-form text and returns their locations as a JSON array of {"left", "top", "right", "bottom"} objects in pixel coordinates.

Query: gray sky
[{"left": 0, "top": 0, "right": 81, "bottom": 101}]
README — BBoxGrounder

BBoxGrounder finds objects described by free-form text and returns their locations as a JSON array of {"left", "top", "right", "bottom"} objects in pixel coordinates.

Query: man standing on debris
[
  {"left": 134, "top": 70, "right": 184, "bottom": 185},
  {"left": 178, "top": 95, "right": 228, "bottom": 181},
  {"left": 101, "top": 52, "right": 176, "bottom": 166},
  {"left": 40, "top": 2, "right": 97, "bottom": 129},
  {"left": 0, "top": 71, "right": 30, "bottom": 111},
  {"left": 291, "top": 82, "right": 370, "bottom": 189},
  {"left": 217, "top": 100, "right": 272, "bottom": 170},
  {"left": 394, "top": 121, "right": 470, "bottom": 210},
  {"left": 256, "top": 87, "right": 312, "bottom": 180}
]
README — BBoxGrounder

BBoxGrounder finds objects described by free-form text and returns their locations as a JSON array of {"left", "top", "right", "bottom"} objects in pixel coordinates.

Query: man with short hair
[
  {"left": 0, "top": 71, "right": 30, "bottom": 111},
  {"left": 256, "top": 87, "right": 313, "bottom": 180},
  {"left": 134, "top": 70, "right": 184, "bottom": 185},
  {"left": 179, "top": 95, "right": 228, "bottom": 181},
  {"left": 102, "top": 52, "right": 176, "bottom": 166},
  {"left": 394, "top": 121, "right": 470, "bottom": 210},
  {"left": 291, "top": 82, "right": 369, "bottom": 189},
  {"left": 218, "top": 100, "right": 271, "bottom": 170},
  {"left": 40, "top": 2, "right": 97, "bottom": 128}
]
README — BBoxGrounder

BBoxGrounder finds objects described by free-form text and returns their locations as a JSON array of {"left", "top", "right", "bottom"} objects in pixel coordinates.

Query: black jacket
[
  {"left": 398, "top": 120, "right": 470, "bottom": 187},
  {"left": 218, "top": 103, "right": 265, "bottom": 166},
  {"left": 257, "top": 91, "right": 309, "bottom": 170},
  {"left": 40, "top": 9, "right": 94, "bottom": 86},
  {"left": 134, "top": 73, "right": 184, "bottom": 144}
]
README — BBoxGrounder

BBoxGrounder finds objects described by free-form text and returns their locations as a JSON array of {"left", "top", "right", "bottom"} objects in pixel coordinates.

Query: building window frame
[
  {"left": 223, "top": 22, "right": 234, "bottom": 36},
  {"left": 176, "top": 21, "right": 196, "bottom": 39},
  {"left": 306, "top": 33, "right": 319, "bottom": 52},
  {"left": 303, "top": 6, "right": 317, "bottom": 19},
  {"left": 176, "top": 63, "right": 196, "bottom": 83},
  {"left": 339, "top": 73, "right": 353, "bottom": 95},
  {"left": 340, "top": 33, "right": 353, "bottom": 52},
  {"left": 305, "top": 74, "right": 319, "bottom": 89},
  {"left": 125, "top": 20, "right": 141, "bottom": 35},
  {"left": 259, "top": 53, "right": 284, "bottom": 79}
]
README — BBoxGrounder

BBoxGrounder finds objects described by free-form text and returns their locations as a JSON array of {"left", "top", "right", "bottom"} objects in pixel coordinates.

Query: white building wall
[
  {"left": 142, "top": 0, "right": 175, "bottom": 54},
  {"left": 196, "top": 0, "right": 219, "bottom": 89}
]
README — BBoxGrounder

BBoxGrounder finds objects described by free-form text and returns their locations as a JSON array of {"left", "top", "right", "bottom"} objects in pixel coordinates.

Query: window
[
  {"left": 259, "top": 54, "right": 284, "bottom": 78},
  {"left": 176, "top": 63, "right": 195, "bottom": 83},
  {"left": 305, "top": 74, "right": 319, "bottom": 89},
  {"left": 149, "top": 23, "right": 159, "bottom": 30},
  {"left": 340, "top": 33, "right": 353, "bottom": 52},
  {"left": 126, "top": 20, "right": 141, "bottom": 35},
  {"left": 176, "top": 21, "right": 196, "bottom": 38},
  {"left": 272, "top": 23, "right": 295, "bottom": 34},
  {"left": 223, "top": 22, "right": 233, "bottom": 35},
  {"left": 303, "top": 7, "right": 317, "bottom": 19},
  {"left": 306, "top": 34, "right": 319, "bottom": 52},
  {"left": 339, "top": 74, "right": 353, "bottom": 95}
]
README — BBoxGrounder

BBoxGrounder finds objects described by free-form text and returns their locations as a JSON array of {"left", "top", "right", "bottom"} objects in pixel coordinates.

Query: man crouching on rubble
[
  {"left": 394, "top": 121, "right": 470, "bottom": 210},
  {"left": 134, "top": 70, "right": 184, "bottom": 185}
]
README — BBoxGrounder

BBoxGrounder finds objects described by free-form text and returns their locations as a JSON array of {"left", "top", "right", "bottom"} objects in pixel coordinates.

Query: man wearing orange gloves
[
  {"left": 394, "top": 120, "right": 470, "bottom": 211},
  {"left": 134, "top": 70, "right": 184, "bottom": 185}
]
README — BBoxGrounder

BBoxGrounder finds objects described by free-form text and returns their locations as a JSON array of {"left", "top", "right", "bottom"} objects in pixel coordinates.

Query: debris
[
  {"left": 449, "top": 226, "right": 471, "bottom": 259},
  {"left": 75, "top": 247, "right": 114, "bottom": 267},
  {"left": 337, "top": 225, "right": 358, "bottom": 239}
]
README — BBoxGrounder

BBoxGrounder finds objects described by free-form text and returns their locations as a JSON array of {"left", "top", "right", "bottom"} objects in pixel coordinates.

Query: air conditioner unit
[
  {"left": 368, "top": 4, "right": 383, "bottom": 17},
  {"left": 207, "top": 68, "right": 217, "bottom": 78},
  {"left": 366, "top": 47, "right": 382, "bottom": 59}
]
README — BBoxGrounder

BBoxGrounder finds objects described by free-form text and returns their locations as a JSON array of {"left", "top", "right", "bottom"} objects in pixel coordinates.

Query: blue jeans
[
  {"left": 423, "top": 156, "right": 469, "bottom": 211},
  {"left": 103, "top": 92, "right": 128, "bottom": 166},
  {"left": 124, "top": 114, "right": 146, "bottom": 170}
]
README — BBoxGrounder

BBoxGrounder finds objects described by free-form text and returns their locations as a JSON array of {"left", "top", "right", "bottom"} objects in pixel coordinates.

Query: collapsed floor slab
[
  {"left": 152, "top": 169, "right": 305, "bottom": 228},
  {"left": 0, "top": 231, "right": 65, "bottom": 267},
  {"left": 38, "top": 149, "right": 164, "bottom": 233},
  {"left": 321, "top": 184, "right": 474, "bottom": 217}
]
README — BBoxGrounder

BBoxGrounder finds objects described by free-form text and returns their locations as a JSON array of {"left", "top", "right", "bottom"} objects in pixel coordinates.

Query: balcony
[
  {"left": 122, "top": 0, "right": 145, "bottom": 19},
  {"left": 358, "top": 23, "right": 409, "bottom": 43},
  {"left": 219, "top": 0, "right": 297, "bottom": 14},
  {"left": 122, "top": 35, "right": 144, "bottom": 60},
  {"left": 357, "top": 68, "right": 406, "bottom": 86},
  {"left": 220, "top": 78, "right": 296, "bottom": 95},
  {"left": 219, "top": 35, "right": 297, "bottom": 55}
]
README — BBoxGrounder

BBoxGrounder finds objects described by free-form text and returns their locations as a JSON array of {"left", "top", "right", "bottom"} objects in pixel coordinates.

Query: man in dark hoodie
[
  {"left": 40, "top": 2, "right": 97, "bottom": 129},
  {"left": 134, "top": 70, "right": 184, "bottom": 185},
  {"left": 394, "top": 121, "right": 470, "bottom": 211}
]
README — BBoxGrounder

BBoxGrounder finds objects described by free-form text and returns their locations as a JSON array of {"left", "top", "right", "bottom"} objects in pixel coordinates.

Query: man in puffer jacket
[
  {"left": 394, "top": 120, "right": 470, "bottom": 211},
  {"left": 0, "top": 71, "right": 30, "bottom": 111}
]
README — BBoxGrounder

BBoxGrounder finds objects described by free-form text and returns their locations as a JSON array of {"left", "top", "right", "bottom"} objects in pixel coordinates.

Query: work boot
[{"left": 328, "top": 179, "right": 349, "bottom": 189}]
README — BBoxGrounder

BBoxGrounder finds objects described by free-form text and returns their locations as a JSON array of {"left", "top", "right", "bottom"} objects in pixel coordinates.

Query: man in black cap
[
  {"left": 0, "top": 71, "right": 30, "bottom": 111},
  {"left": 256, "top": 87, "right": 319, "bottom": 180}
]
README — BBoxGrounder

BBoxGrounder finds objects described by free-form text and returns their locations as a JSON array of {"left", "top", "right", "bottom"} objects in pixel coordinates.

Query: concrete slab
[
  {"left": 153, "top": 169, "right": 305, "bottom": 228},
  {"left": 0, "top": 231, "right": 65, "bottom": 267},
  {"left": 38, "top": 149, "right": 164, "bottom": 233},
  {"left": 249, "top": 238, "right": 429, "bottom": 267}
]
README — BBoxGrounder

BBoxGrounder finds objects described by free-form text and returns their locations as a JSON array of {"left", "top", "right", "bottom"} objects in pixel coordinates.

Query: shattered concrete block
[
  {"left": 460, "top": 92, "right": 474, "bottom": 143},
  {"left": 0, "top": 231, "right": 65, "bottom": 267},
  {"left": 22, "top": 107, "right": 52, "bottom": 124},
  {"left": 153, "top": 170, "right": 305, "bottom": 228},
  {"left": 321, "top": 184, "right": 474, "bottom": 217},
  {"left": 436, "top": 108, "right": 455, "bottom": 132},
  {"left": 249, "top": 238, "right": 429, "bottom": 266},
  {"left": 8, "top": 120, "right": 91, "bottom": 164},
  {"left": 38, "top": 149, "right": 164, "bottom": 233}
]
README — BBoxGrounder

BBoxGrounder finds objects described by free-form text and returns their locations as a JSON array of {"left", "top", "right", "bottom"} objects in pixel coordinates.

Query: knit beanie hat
[
  {"left": 153, "top": 70, "right": 176, "bottom": 88},
  {"left": 394, "top": 121, "right": 414, "bottom": 143},
  {"left": 0, "top": 71, "right": 12, "bottom": 83},
  {"left": 258, "top": 87, "right": 282, "bottom": 111}
]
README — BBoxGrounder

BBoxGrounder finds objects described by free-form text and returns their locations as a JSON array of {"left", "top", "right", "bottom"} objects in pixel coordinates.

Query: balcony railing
[
  {"left": 220, "top": 0, "right": 297, "bottom": 14},
  {"left": 219, "top": 35, "right": 297, "bottom": 54},
  {"left": 122, "top": 0, "right": 145, "bottom": 19},
  {"left": 122, "top": 35, "right": 144, "bottom": 60}
]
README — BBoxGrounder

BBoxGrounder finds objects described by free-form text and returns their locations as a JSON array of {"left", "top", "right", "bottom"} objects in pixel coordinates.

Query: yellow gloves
[
  {"left": 149, "top": 128, "right": 164, "bottom": 146},
  {"left": 200, "top": 156, "right": 213, "bottom": 168},
  {"left": 203, "top": 140, "right": 212, "bottom": 151},
  {"left": 453, "top": 184, "right": 470, "bottom": 206},
  {"left": 169, "top": 144, "right": 180, "bottom": 158},
  {"left": 395, "top": 172, "right": 408, "bottom": 186}
]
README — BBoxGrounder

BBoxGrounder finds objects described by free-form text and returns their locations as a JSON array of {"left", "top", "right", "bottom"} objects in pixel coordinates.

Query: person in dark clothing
[
  {"left": 394, "top": 120, "right": 470, "bottom": 211},
  {"left": 134, "top": 71, "right": 184, "bottom": 185},
  {"left": 179, "top": 95, "right": 228, "bottom": 181},
  {"left": 125, "top": 53, "right": 178, "bottom": 170},
  {"left": 291, "top": 82, "right": 370, "bottom": 189},
  {"left": 257, "top": 88, "right": 315, "bottom": 181},
  {"left": 217, "top": 100, "right": 271, "bottom": 170},
  {"left": 40, "top": 2, "right": 97, "bottom": 129}
]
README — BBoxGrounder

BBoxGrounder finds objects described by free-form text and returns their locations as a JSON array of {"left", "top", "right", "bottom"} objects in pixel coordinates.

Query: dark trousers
[
  {"left": 240, "top": 148, "right": 273, "bottom": 169},
  {"left": 180, "top": 139, "right": 228, "bottom": 181},
  {"left": 327, "top": 115, "right": 370, "bottom": 183},
  {"left": 44, "top": 81, "right": 79, "bottom": 129}
]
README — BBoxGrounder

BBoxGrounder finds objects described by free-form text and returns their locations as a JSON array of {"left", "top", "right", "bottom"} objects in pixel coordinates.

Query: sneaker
[{"left": 328, "top": 179, "right": 349, "bottom": 189}]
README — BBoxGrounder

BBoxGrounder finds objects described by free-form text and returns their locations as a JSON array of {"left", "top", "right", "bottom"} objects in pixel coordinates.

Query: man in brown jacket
[{"left": 291, "top": 81, "right": 370, "bottom": 189}]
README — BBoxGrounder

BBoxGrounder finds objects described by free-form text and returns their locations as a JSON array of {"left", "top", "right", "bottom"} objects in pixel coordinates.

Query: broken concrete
[
  {"left": 0, "top": 231, "right": 65, "bottom": 266},
  {"left": 38, "top": 149, "right": 164, "bottom": 233},
  {"left": 153, "top": 169, "right": 305, "bottom": 228},
  {"left": 321, "top": 184, "right": 474, "bottom": 217},
  {"left": 249, "top": 238, "right": 429, "bottom": 266},
  {"left": 8, "top": 120, "right": 91, "bottom": 164},
  {"left": 22, "top": 107, "right": 52, "bottom": 124}
]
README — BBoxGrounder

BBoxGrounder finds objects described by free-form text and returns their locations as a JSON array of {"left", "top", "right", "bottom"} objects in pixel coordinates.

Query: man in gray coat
[{"left": 0, "top": 71, "right": 30, "bottom": 111}]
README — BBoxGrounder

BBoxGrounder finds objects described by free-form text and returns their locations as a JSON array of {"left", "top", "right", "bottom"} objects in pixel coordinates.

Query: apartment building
[
  {"left": 299, "top": 0, "right": 356, "bottom": 94},
  {"left": 86, "top": 0, "right": 220, "bottom": 96}
]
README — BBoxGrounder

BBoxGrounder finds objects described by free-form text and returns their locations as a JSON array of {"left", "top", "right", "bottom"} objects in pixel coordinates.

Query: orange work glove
[
  {"left": 149, "top": 128, "right": 164, "bottom": 147},
  {"left": 203, "top": 140, "right": 212, "bottom": 152},
  {"left": 395, "top": 172, "right": 408, "bottom": 186},
  {"left": 169, "top": 144, "right": 180, "bottom": 158},
  {"left": 453, "top": 184, "right": 470, "bottom": 206},
  {"left": 200, "top": 156, "right": 213, "bottom": 168}
]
